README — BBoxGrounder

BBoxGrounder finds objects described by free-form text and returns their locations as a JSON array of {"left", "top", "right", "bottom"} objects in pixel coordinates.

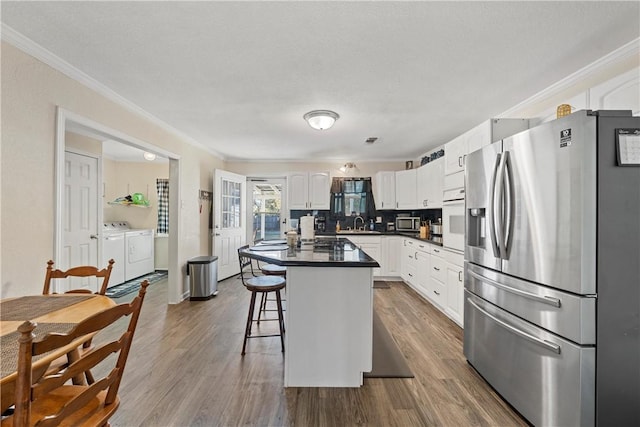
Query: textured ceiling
[{"left": 2, "top": 1, "right": 639, "bottom": 162}]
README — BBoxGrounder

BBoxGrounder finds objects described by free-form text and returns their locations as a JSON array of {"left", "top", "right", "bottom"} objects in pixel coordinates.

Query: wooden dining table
[{"left": 0, "top": 294, "right": 115, "bottom": 412}]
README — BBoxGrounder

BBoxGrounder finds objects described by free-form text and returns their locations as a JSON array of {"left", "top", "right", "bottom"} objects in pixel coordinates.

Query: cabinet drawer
[
  {"left": 430, "top": 254, "right": 446, "bottom": 282},
  {"left": 429, "top": 246, "right": 443, "bottom": 257},
  {"left": 429, "top": 277, "right": 446, "bottom": 307},
  {"left": 443, "top": 248, "right": 464, "bottom": 266}
]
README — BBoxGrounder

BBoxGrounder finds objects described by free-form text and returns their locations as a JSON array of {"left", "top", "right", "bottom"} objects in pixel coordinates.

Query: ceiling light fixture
[
  {"left": 143, "top": 152, "right": 156, "bottom": 161},
  {"left": 303, "top": 110, "right": 339, "bottom": 130},
  {"left": 339, "top": 162, "right": 357, "bottom": 173}
]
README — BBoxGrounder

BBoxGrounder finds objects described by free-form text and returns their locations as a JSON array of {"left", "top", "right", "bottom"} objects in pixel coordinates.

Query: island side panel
[{"left": 284, "top": 266, "right": 373, "bottom": 387}]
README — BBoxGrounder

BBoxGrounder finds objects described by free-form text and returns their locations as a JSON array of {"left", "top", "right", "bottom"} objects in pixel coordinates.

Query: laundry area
[{"left": 102, "top": 145, "right": 171, "bottom": 287}]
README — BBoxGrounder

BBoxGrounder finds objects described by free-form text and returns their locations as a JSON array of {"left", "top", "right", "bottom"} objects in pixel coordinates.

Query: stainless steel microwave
[{"left": 395, "top": 217, "right": 420, "bottom": 231}]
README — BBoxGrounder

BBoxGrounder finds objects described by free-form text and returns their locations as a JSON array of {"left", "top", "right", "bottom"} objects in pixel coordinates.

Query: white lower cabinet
[
  {"left": 444, "top": 249, "right": 464, "bottom": 327},
  {"left": 348, "top": 235, "right": 381, "bottom": 277},
  {"left": 414, "top": 246, "right": 430, "bottom": 299},
  {"left": 380, "top": 236, "right": 401, "bottom": 277},
  {"left": 427, "top": 246, "right": 446, "bottom": 309},
  {"left": 400, "top": 238, "right": 417, "bottom": 285},
  {"left": 399, "top": 237, "right": 464, "bottom": 327}
]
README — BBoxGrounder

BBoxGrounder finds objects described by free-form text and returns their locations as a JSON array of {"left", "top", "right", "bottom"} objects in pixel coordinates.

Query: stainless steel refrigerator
[{"left": 463, "top": 110, "right": 640, "bottom": 427}]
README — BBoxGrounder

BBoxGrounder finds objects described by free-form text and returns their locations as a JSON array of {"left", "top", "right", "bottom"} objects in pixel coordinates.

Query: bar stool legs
[{"left": 242, "top": 287, "right": 285, "bottom": 356}]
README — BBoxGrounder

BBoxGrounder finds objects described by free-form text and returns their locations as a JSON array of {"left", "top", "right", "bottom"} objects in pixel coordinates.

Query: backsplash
[{"left": 290, "top": 208, "right": 442, "bottom": 232}]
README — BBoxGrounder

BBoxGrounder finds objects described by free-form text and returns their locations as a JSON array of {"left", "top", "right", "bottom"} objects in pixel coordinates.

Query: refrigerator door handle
[
  {"left": 495, "top": 153, "right": 508, "bottom": 259},
  {"left": 467, "top": 269, "right": 562, "bottom": 307},
  {"left": 489, "top": 153, "right": 502, "bottom": 258},
  {"left": 503, "top": 151, "right": 515, "bottom": 259},
  {"left": 467, "top": 298, "right": 561, "bottom": 354}
]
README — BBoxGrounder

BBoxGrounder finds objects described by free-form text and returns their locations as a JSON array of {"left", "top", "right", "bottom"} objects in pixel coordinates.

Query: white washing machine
[
  {"left": 103, "top": 221, "right": 155, "bottom": 283},
  {"left": 125, "top": 228, "right": 155, "bottom": 281},
  {"left": 102, "top": 222, "right": 127, "bottom": 286}
]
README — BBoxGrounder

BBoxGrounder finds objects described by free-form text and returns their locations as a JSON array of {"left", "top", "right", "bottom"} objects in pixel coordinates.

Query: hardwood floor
[{"left": 95, "top": 276, "right": 528, "bottom": 426}]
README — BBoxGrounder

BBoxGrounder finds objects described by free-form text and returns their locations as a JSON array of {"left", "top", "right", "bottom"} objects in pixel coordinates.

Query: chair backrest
[
  {"left": 13, "top": 281, "right": 149, "bottom": 427},
  {"left": 237, "top": 245, "right": 256, "bottom": 285},
  {"left": 43, "top": 259, "right": 115, "bottom": 295}
]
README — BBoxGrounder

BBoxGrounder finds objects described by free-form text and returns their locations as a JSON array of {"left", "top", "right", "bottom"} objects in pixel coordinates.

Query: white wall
[{"left": 0, "top": 41, "right": 223, "bottom": 299}]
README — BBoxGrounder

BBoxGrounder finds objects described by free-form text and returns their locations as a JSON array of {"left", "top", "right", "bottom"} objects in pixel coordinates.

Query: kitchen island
[{"left": 240, "top": 237, "right": 379, "bottom": 387}]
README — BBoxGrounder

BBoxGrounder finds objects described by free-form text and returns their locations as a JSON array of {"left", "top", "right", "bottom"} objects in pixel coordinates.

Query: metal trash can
[{"left": 187, "top": 256, "right": 218, "bottom": 300}]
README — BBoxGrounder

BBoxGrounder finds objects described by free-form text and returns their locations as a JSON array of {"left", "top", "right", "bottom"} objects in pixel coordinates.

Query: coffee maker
[{"left": 315, "top": 215, "right": 326, "bottom": 232}]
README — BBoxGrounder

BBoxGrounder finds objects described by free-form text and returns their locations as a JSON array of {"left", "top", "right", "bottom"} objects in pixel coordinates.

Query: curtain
[
  {"left": 330, "top": 177, "right": 376, "bottom": 220},
  {"left": 156, "top": 179, "right": 169, "bottom": 234}
]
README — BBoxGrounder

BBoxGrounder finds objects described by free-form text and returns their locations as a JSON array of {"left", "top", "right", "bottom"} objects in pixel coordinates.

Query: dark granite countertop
[{"left": 241, "top": 238, "right": 380, "bottom": 268}]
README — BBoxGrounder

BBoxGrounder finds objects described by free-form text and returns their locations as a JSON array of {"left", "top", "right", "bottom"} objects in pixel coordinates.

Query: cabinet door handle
[
  {"left": 408, "top": 273, "right": 413, "bottom": 277},
  {"left": 433, "top": 266, "right": 440, "bottom": 271},
  {"left": 433, "top": 249, "right": 440, "bottom": 253},
  {"left": 434, "top": 290, "right": 440, "bottom": 296},
  {"left": 458, "top": 156, "right": 463, "bottom": 167},
  {"left": 459, "top": 271, "right": 463, "bottom": 282}
]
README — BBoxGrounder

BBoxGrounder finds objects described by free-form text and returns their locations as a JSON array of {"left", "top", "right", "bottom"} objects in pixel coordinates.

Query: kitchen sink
[{"left": 336, "top": 230, "right": 381, "bottom": 234}]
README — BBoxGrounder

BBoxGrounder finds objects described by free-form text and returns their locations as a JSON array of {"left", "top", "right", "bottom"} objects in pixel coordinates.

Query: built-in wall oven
[{"left": 443, "top": 172, "right": 465, "bottom": 252}]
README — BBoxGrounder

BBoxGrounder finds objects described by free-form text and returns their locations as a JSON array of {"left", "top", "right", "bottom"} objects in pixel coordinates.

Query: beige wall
[
  {"left": 65, "top": 131, "right": 102, "bottom": 155},
  {"left": 0, "top": 42, "right": 223, "bottom": 299},
  {"left": 103, "top": 159, "right": 169, "bottom": 230}
]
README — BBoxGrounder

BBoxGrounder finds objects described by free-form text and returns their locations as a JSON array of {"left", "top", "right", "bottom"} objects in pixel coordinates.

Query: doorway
[
  {"left": 249, "top": 178, "right": 286, "bottom": 243},
  {"left": 55, "top": 107, "right": 183, "bottom": 303}
]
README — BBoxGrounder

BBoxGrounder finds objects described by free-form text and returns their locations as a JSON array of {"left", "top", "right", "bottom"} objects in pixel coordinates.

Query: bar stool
[
  {"left": 258, "top": 263, "right": 287, "bottom": 322},
  {"left": 237, "top": 246, "right": 286, "bottom": 356}
]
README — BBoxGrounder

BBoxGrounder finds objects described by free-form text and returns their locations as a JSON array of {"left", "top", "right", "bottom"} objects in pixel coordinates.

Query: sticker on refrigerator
[{"left": 560, "top": 129, "right": 572, "bottom": 147}]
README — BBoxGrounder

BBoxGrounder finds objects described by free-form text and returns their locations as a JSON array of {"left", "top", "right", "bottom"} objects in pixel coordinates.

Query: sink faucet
[{"left": 353, "top": 215, "right": 364, "bottom": 230}]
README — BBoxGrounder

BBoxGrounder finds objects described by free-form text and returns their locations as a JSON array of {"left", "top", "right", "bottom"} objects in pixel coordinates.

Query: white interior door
[
  {"left": 214, "top": 169, "right": 247, "bottom": 280},
  {"left": 63, "top": 151, "right": 99, "bottom": 292}
]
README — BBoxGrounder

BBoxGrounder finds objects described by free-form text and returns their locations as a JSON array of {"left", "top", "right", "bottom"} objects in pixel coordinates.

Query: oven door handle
[
  {"left": 467, "top": 269, "right": 561, "bottom": 308},
  {"left": 467, "top": 298, "right": 561, "bottom": 354}
]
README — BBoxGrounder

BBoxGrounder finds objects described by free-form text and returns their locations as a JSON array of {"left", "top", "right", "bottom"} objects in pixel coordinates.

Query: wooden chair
[
  {"left": 43, "top": 259, "right": 115, "bottom": 296},
  {"left": 42, "top": 259, "right": 116, "bottom": 385},
  {"left": 237, "top": 246, "right": 285, "bottom": 355},
  {"left": 4, "top": 281, "right": 149, "bottom": 427}
]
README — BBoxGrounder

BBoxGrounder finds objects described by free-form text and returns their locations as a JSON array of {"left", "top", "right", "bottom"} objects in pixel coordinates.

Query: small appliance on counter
[
  {"left": 315, "top": 215, "right": 326, "bottom": 232},
  {"left": 386, "top": 222, "right": 395, "bottom": 232},
  {"left": 429, "top": 220, "right": 443, "bottom": 243},
  {"left": 395, "top": 216, "right": 420, "bottom": 232}
]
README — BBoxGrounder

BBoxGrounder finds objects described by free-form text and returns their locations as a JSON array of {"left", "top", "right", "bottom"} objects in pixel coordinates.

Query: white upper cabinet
[
  {"left": 417, "top": 158, "right": 443, "bottom": 208},
  {"left": 308, "top": 172, "right": 331, "bottom": 209},
  {"left": 288, "top": 171, "right": 330, "bottom": 210},
  {"left": 374, "top": 171, "right": 396, "bottom": 210},
  {"left": 444, "top": 135, "right": 467, "bottom": 176},
  {"left": 395, "top": 169, "right": 417, "bottom": 209},
  {"left": 444, "top": 119, "right": 529, "bottom": 175},
  {"left": 589, "top": 67, "right": 640, "bottom": 116}
]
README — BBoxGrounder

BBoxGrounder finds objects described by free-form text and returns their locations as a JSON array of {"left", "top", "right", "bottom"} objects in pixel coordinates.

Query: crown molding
[
  {"left": 499, "top": 37, "right": 640, "bottom": 117},
  {"left": 1, "top": 23, "right": 227, "bottom": 160}
]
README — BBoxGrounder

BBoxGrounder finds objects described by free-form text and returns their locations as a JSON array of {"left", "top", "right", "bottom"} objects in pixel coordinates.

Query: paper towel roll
[{"left": 300, "top": 216, "right": 315, "bottom": 241}]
